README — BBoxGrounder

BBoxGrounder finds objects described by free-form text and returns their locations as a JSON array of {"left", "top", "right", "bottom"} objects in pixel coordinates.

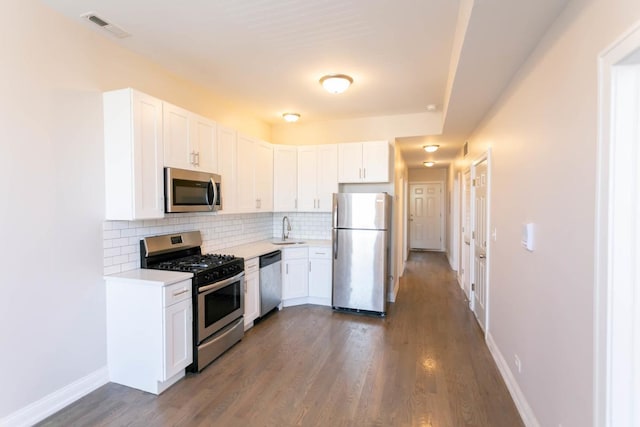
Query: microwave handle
[{"left": 207, "top": 178, "right": 218, "bottom": 210}]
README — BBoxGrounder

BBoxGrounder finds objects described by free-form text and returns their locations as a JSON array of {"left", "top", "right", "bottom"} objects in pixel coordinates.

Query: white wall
[
  {"left": 0, "top": 0, "right": 270, "bottom": 421},
  {"left": 451, "top": 1, "right": 640, "bottom": 426}
]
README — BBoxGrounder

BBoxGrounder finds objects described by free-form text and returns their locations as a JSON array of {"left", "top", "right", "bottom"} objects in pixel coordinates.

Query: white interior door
[
  {"left": 473, "top": 160, "right": 489, "bottom": 331},
  {"left": 462, "top": 170, "right": 472, "bottom": 301},
  {"left": 409, "top": 182, "right": 442, "bottom": 250}
]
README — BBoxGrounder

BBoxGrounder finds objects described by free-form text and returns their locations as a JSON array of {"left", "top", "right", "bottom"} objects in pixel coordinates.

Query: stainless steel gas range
[{"left": 140, "top": 231, "right": 244, "bottom": 372}]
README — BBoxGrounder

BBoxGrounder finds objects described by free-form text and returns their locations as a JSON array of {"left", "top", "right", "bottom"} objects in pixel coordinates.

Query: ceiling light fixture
[
  {"left": 427, "top": 104, "right": 437, "bottom": 112},
  {"left": 423, "top": 145, "right": 439, "bottom": 153},
  {"left": 423, "top": 161, "right": 435, "bottom": 167},
  {"left": 282, "top": 112, "right": 300, "bottom": 123},
  {"left": 319, "top": 74, "right": 353, "bottom": 94}
]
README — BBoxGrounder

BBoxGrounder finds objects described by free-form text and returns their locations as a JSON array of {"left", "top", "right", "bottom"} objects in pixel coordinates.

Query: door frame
[
  {"left": 409, "top": 181, "right": 445, "bottom": 251},
  {"left": 462, "top": 168, "right": 472, "bottom": 300},
  {"left": 470, "top": 150, "right": 492, "bottom": 334},
  {"left": 595, "top": 21, "right": 640, "bottom": 427}
]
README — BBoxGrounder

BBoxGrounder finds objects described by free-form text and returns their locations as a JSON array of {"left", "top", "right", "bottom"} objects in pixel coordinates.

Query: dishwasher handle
[{"left": 260, "top": 250, "right": 282, "bottom": 268}]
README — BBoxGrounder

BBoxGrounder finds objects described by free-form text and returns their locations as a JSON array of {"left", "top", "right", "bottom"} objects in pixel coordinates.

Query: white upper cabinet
[
  {"left": 191, "top": 114, "right": 218, "bottom": 173},
  {"left": 104, "top": 88, "right": 164, "bottom": 220},
  {"left": 297, "top": 144, "right": 338, "bottom": 212},
  {"left": 255, "top": 140, "right": 274, "bottom": 211},
  {"left": 163, "top": 102, "right": 218, "bottom": 173},
  {"left": 338, "top": 140, "right": 390, "bottom": 183},
  {"left": 273, "top": 145, "right": 298, "bottom": 212},
  {"left": 236, "top": 134, "right": 274, "bottom": 213},
  {"left": 217, "top": 125, "right": 237, "bottom": 214}
]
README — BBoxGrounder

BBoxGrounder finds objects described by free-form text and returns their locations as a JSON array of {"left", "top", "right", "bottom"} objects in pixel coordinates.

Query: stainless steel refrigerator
[{"left": 332, "top": 192, "right": 391, "bottom": 315}]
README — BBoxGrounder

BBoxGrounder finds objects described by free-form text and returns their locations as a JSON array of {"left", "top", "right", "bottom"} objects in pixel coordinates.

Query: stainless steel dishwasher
[{"left": 259, "top": 250, "right": 282, "bottom": 316}]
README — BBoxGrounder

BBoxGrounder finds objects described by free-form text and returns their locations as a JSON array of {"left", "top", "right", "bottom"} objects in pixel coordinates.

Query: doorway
[
  {"left": 409, "top": 182, "right": 444, "bottom": 250},
  {"left": 595, "top": 22, "right": 640, "bottom": 427}
]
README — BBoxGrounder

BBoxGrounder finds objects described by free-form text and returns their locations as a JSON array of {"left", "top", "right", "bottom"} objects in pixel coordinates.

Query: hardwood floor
[{"left": 38, "top": 252, "right": 523, "bottom": 427}]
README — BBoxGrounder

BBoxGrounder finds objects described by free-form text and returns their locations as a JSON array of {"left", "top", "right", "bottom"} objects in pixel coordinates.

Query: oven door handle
[{"left": 199, "top": 272, "right": 244, "bottom": 294}]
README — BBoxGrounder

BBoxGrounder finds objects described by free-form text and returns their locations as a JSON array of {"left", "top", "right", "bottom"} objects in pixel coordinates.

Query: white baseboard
[
  {"left": 486, "top": 333, "right": 540, "bottom": 427},
  {"left": 0, "top": 367, "right": 109, "bottom": 427}
]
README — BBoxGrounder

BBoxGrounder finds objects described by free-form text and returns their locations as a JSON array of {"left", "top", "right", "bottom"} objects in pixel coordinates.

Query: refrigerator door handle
[
  {"left": 333, "top": 196, "right": 338, "bottom": 228},
  {"left": 333, "top": 229, "right": 338, "bottom": 260}
]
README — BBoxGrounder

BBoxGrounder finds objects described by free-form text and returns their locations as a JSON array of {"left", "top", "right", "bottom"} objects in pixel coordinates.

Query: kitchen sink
[{"left": 271, "top": 240, "right": 306, "bottom": 245}]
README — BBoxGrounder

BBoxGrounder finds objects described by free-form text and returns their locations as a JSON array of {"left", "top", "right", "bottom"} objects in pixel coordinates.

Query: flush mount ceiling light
[
  {"left": 319, "top": 74, "right": 353, "bottom": 94},
  {"left": 282, "top": 113, "right": 300, "bottom": 123},
  {"left": 423, "top": 161, "right": 435, "bottom": 167},
  {"left": 423, "top": 145, "right": 439, "bottom": 153},
  {"left": 427, "top": 104, "right": 437, "bottom": 112}
]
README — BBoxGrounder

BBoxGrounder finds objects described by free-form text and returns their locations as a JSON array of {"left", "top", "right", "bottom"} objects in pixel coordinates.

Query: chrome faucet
[{"left": 282, "top": 216, "right": 291, "bottom": 241}]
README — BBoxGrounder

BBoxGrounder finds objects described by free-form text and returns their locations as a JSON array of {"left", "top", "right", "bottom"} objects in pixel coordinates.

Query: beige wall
[
  {"left": 0, "top": 0, "right": 269, "bottom": 419},
  {"left": 408, "top": 167, "right": 448, "bottom": 182},
  {"left": 451, "top": 1, "right": 640, "bottom": 426},
  {"left": 271, "top": 112, "right": 443, "bottom": 145}
]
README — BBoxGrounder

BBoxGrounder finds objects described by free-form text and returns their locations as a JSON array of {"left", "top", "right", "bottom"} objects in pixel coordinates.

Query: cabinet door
[
  {"left": 163, "top": 102, "right": 191, "bottom": 170},
  {"left": 244, "top": 270, "right": 260, "bottom": 328},
  {"left": 338, "top": 142, "right": 363, "bottom": 183},
  {"left": 163, "top": 298, "right": 193, "bottom": 381},
  {"left": 191, "top": 114, "right": 218, "bottom": 173},
  {"left": 315, "top": 144, "right": 338, "bottom": 212},
  {"left": 309, "top": 258, "right": 332, "bottom": 302},
  {"left": 236, "top": 134, "right": 256, "bottom": 212},
  {"left": 273, "top": 146, "right": 298, "bottom": 212},
  {"left": 132, "top": 91, "right": 165, "bottom": 219},
  {"left": 255, "top": 141, "right": 273, "bottom": 211},
  {"left": 217, "top": 125, "right": 237, "bottom": 213},
  {"left": 283, "top": 259, "right": 309, "bottom": 299},
  {"left": 297, "top": 146, "right": 317, "bottom": 212},
  {"left": 362, "top": 140, "right": 390, "bottom": 183}
]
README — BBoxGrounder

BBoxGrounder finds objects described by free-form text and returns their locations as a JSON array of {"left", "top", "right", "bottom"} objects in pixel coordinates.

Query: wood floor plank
[{"left": 37, "top": 252, "right": 523, "bottom": 427}]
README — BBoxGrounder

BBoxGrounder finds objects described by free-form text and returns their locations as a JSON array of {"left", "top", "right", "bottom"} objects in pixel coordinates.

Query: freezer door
[
  {"left": 333, "top": 193, "right": 390, "bottom": 230},
  {"left": 332, "top": 228, "right": 387, "bottom": 313}
]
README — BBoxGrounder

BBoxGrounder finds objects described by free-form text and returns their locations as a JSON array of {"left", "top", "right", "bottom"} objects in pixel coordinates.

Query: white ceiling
[{"left": 40, "top": 0, "right": 568, "bottom": 169}]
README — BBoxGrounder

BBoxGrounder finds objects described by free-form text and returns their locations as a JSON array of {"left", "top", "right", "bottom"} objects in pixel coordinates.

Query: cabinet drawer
[
  {"left": 164, "top": 280, "right": 192, "bottom": 306},
  {"left": 245, "top": 257, "right": 259, "bottom": 274},
  {"left": 309, "top": 247, "right": 331, "bottom": 260},
  {"left": 283, "top": 247, "right": 308, "bottom": 260}
]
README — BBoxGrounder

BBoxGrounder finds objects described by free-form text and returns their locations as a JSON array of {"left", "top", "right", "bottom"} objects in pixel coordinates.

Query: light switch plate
[{"left": 521, "top": 223, "right": 534, "bottom": 251}]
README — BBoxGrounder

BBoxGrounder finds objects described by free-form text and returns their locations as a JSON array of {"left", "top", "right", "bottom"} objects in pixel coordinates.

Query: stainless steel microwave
[{"left": 165, "top": 167, "right": 222, "bottom": 213}]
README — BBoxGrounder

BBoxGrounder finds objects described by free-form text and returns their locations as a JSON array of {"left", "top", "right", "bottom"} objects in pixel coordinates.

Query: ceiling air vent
[{"left": 81, "top": 12, "right": 131, "bottom": 39}]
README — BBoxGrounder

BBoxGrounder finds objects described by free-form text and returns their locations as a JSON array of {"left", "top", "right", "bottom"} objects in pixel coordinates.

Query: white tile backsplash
[
  {"left": 104, "top": 211, "right": 333, "bottom": 275},
  {"left": 272, "top": 212, "right": 332, "bottom": 240}
]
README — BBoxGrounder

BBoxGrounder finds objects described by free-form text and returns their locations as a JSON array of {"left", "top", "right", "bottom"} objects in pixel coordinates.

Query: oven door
[
  {"left": 197, "top": 272, "right": 244, "bottom": 343},
  {"left": 165, "top": 167, "right": 221, "bottom": 213}
]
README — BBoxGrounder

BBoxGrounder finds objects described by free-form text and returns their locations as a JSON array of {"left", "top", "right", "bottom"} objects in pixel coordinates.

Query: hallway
[{"left": 39, "top": 252, "right": 522, "bottom": 427}]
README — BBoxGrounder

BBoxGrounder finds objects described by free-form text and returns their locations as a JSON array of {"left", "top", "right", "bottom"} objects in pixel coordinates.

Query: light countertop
[
  {"left": 225, "top": 239, "right": 331, "bottom": 260},
  {"left": 104, "top": 269, "right": 193, "bottom": 287}
]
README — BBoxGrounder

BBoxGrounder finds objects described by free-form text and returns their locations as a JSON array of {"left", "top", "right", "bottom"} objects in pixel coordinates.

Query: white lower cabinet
[
  {"left": 244, "top": 257, "right": 260, "bottom": 329},
  {"left": 282, "top": 247, "right": 309, "bottom": 306},
  {"left": 282, "top": 246, "right": 332, "bottom": 307},
  {"left": 308, "top": 247, "right": 332, "bottom": 306},
  {"left": 106, "top": 275, "right": 193, "bottom": 395}
]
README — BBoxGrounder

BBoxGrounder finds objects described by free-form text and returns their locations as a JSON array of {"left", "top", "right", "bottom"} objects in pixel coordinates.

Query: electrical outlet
[
  {"left": 492, "top": 227, "right": 497, "bottom": 241},
  {"left": 514, "top": 355, "right": 522, "bottom": 373}
]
